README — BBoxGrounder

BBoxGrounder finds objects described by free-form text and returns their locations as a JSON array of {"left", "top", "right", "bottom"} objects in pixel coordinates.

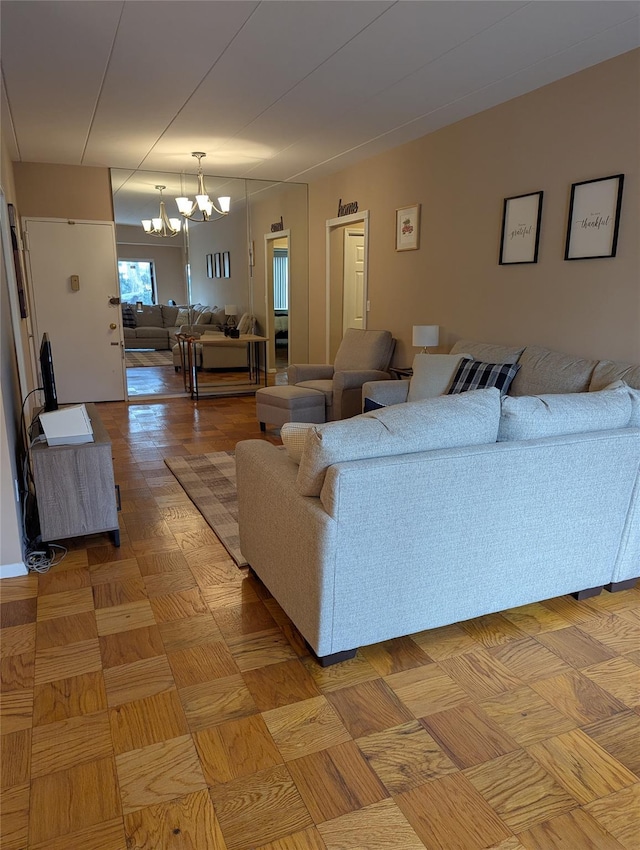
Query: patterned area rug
[
  {"left": 164, "top": 451, "right": 246, "bottom": 566},
  {"left": 125, "top": 349, "right": 173, "bottom": 368}
]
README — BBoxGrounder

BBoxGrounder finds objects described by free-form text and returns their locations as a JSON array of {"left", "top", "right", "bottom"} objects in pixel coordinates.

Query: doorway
[
  {"left": 23, "top": 217, "right": 127, "bottom": 404},
  {"left": 325, "top": 211, "right": 369, "bottom": 361},
  {"left": 264, "top": 230, "right": 290, "bottom": 378}
]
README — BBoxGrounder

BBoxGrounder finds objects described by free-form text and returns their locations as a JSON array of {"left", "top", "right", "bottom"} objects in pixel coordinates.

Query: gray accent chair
[{"left": 288, "top": 328, "right": 395, "bottom": 421}]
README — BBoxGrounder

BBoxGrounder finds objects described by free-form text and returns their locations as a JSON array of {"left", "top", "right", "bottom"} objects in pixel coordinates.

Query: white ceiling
[{"left": 2, "top": 0, "right": 638, "bottom": 223}]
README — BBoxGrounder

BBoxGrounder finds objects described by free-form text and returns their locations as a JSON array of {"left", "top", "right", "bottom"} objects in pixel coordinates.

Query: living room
[{"left": 1, "top": 3, "right": 639, "bottom": 848}]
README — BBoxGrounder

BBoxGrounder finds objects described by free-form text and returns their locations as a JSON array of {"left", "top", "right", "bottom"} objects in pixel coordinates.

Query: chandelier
[
  {"left": 141, "top": 185, "right": 181, "bottom": 237},
  {"left": 175, "top": 152, "right": 230, "bottom": 222}
]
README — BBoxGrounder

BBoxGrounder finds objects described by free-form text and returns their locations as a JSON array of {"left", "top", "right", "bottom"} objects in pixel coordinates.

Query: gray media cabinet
[{"left": 31, "top": 403, "right": 120, "bottom": 546}]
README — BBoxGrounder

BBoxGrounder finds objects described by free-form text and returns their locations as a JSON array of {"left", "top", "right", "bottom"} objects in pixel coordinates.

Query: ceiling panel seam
[
  {"left": 80, "top": 0, "right": 126, "bottom": 165},
  {"left": 231, "top": 0, "right": 532, "bottom": 178},
  {"left": 135, "top": 2, "right": 261, "bottom": 172}
]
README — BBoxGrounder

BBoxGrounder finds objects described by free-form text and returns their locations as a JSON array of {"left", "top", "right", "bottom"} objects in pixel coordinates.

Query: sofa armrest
[
  {"left": 333, "top": 369, "right": 391, "bottom": 391},
  {"left": 288, "top": 364, "right": 335, "bottom": 383},
  {"left": 362, "top": 379, "right": 410, "bottom": 407}
]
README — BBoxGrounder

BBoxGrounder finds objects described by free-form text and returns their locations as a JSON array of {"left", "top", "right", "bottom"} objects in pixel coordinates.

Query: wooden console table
[
  {"left": 31, "top": 403, "right": 120, "bottom": 546},
  {"left": 177, "top": 333, "right": 269, "bottom": 399}
]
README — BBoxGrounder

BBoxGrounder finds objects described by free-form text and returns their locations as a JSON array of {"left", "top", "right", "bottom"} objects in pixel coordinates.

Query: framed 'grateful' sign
[{"left": 499, "top": 191, "right": 543, "bottom": 265}]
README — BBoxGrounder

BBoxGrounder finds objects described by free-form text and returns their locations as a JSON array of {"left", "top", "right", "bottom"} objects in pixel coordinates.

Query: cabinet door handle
[{"left": 115, "top": 484, "right": 121, "bottom": 511}]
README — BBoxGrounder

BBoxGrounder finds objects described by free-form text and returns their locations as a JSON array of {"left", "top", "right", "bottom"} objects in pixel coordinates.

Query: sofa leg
[
  {"left": 572, "top": 586, "right": 603, "bottom": 601},
  {"left": 605, "top": 578, "right": 638, "bottom": 593},
  {"left": 315, "top": 648, "right": 357, "bottom": 667},
  {"left": 259, "top": 422, "right": 266, "bottom": 432}
]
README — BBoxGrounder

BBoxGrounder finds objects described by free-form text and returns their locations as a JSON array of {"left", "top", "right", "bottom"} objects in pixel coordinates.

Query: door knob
[{"left": 109, "top": 323, "right": 117, "bottom": 330}]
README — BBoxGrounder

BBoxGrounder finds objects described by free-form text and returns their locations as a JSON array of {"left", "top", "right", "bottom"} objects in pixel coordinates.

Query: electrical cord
[
  {"left": 25, "top": 543, "right": 67, "bottom": 573},
  {"left": 17, "top": 389, "right": 68, "bottom": 573}
]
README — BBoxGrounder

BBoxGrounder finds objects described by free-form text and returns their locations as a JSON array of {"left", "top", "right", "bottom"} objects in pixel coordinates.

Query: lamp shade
[
  {"left": 225, "top": 304, "right": 238, "bottom": 316},
  {"left": 412, "top": 325, "right": 439, "bottom": 348}
]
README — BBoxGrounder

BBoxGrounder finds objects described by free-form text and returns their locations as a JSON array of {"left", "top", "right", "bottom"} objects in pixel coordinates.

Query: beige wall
[
  {"left": 188, "top": 205, "right": 250, "bottom": 314},
  {"left": 14, "top": 162, "right": 114, "bottom": 221},
  {"left": 308, "top": 50, "right": 639, "bottom": 366}
]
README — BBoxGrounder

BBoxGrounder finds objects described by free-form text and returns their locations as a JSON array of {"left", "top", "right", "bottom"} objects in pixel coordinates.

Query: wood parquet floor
[{"left": 1, "top": 393, "right": 639, "bottom": 849}]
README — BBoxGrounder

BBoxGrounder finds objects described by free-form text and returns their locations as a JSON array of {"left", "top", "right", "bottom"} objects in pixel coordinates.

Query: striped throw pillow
[{"left": 448, "top": 360, "right": 520, "bottom": 395}]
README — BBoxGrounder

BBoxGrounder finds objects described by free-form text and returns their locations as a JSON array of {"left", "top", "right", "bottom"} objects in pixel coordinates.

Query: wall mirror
[{"left": 111, "top": 168, "right": 308, "bottom": 398}]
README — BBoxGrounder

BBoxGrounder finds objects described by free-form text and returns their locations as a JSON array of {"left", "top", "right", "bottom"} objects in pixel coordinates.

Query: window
[
  {"left": 273, "top": 249, "right": 288, "bottom": 311},
  {"left": 118, "top": 260, "right": 156, "bottom": 304}
]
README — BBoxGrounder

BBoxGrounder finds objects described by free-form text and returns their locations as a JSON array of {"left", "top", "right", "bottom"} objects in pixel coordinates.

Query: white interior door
[
  {"left": 24, "top": 218, "right": 126, "bottom": 403},
  {"left": 343, "top": 229, "right": 365, "bottom": 332}
]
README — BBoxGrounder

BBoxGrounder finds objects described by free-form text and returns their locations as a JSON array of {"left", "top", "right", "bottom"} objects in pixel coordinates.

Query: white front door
[
  {"left": 343, "top": 229, "right": 365, "bottom": 332},
  {"left": 24, "top": 218, "right": 126, "bottom": 403}
]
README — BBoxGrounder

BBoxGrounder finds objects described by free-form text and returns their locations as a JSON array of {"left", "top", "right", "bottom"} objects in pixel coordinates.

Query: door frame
[
  {"left": 325, "top": 210, "right": 369, "bottom": 361},
  {"left": 264, "top": 229, "right": 290, "bottom": 373},
  {"left": 22, "top": 217, "right": 127, "bottom": 402}
]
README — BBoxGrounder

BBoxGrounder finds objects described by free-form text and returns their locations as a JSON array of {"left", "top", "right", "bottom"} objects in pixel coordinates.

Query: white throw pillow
[
  {"left": 497, "top": 386, "right": 633, "bottom": 442},
  {"left": 407, "top": 353, "right": 472, "bottom": 402},
  {"left": 280, "top": 422, "right": 315, "bottom": 464},
  {"left": 296, "top": 387, "right": 502, "bottom": 497}
]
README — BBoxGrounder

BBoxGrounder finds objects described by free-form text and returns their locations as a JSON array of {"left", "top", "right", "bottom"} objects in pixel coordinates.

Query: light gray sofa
[
  {"left": 362, "top": 340, "right": 640, "bottom": 405},
  {"left": 236, "top": 344, "right": 640, "bottom": 665}
]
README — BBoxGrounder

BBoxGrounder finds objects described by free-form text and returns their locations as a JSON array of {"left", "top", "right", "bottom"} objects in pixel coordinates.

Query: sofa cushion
[
  {"left": 211, "top": 308, "right": 227, "bottom": 329},
  {"left": 176, "top": 307, "right": 191, "bottom": 326},
  {"left": 509, "top": 345, "right": 597, "bottom": 396},
  {"left": 497, "top": 387, "right": 632, "bottom": 442},
  {"left": 296, "top": 387, "right": 501, "bottom": 497},
  {"left": 333, "top": 328, "right": 394, "bottom": 372},
  {"left": 134, "top": 304, "right": 163, "bottom": 328},
  {"left": 589, "top": 360, "right": 640, "bottom": 392},
  {"left": 447, "top": 360, "right": 520, "bottom": 395},
  {"left": 449, "top": 339, "right": 524, "bottom": 364},
  {"left": 296, "top": 380, "right": 334, "bottom": 406},
  {"left": 280, "top": 422, "right": 315, "bottom": 464},
  {"left": 161, "top": 304, "right": 179, "bottom": 327},
  {"left": 407, "top": 353, "right": 471, "bottom": 402},
  {"left": 134, "top": 326, "right": 169, "bottom": 341}
]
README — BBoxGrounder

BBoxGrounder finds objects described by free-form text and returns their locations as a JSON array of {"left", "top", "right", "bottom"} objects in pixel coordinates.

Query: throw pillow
[
  {"left": 407, "top": 353, "right": 472, "bottom": 402},
  {"left": 176, "top": 307, "right": 191, "bottom": 326},
  {"left": 121, "top": 304, "right": 136, "bottom": 328},
  {"left": 280, "top": 422, "right": 315, "bottom": 464},
  {"left": 497, "top": 386, "right": 633, "bottom": 442},
  {"left": 448, "top": 360, "right": 520, "bottom": 395},
  {"left": 363, "top": 398, "right": 386, "bottom": 412},
  {"left": 237, "top": 313, "right": 253, "bottom": 334},
  {"left": 296, "top": 387, "right": 502, "bottom": 497}
]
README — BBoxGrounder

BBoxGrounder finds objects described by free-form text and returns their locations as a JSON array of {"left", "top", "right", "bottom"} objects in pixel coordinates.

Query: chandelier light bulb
[
  {"left": 176, "top": 152, "right": 231, "bottom": 222},
  {"left": 140, "top": 186, "right": 181, "bottom": 238}
]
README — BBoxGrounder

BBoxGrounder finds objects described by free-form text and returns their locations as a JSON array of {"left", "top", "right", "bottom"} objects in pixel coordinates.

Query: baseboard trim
[{"left": 0, "top": 562, "right": 28, "bottom": 579}]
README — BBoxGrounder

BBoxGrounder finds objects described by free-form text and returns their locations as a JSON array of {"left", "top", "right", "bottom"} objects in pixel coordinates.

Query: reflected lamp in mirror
[
  {"left": 224, "top": 305, "right": 238, "bottom": 328},
  {"left": 141, "top": 185, "right": 181, "bottom": 238},
  {"left": 175, "top": 153, "right": 231, "bottom": 222},
  {"left": 412, "top": 325, "right": 439, "bottom": 353}
]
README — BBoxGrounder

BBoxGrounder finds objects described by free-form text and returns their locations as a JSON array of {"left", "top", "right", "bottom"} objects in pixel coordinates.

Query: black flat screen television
[{"left": 39, "top": 333, "right": 58, "bottom": 412}]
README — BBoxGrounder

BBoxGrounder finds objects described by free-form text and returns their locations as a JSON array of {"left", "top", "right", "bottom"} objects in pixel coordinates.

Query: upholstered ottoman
[{"left": 255, "top": 385, "right": 326, "bottom": 431}]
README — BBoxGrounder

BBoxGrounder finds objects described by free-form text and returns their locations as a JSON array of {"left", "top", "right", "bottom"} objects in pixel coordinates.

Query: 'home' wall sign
[
  {"left": 270, "top": 216, "right": 284, "bottom": 232},
  {"left": 337, "top": 198, "right": 359, "bottom": 217}
]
